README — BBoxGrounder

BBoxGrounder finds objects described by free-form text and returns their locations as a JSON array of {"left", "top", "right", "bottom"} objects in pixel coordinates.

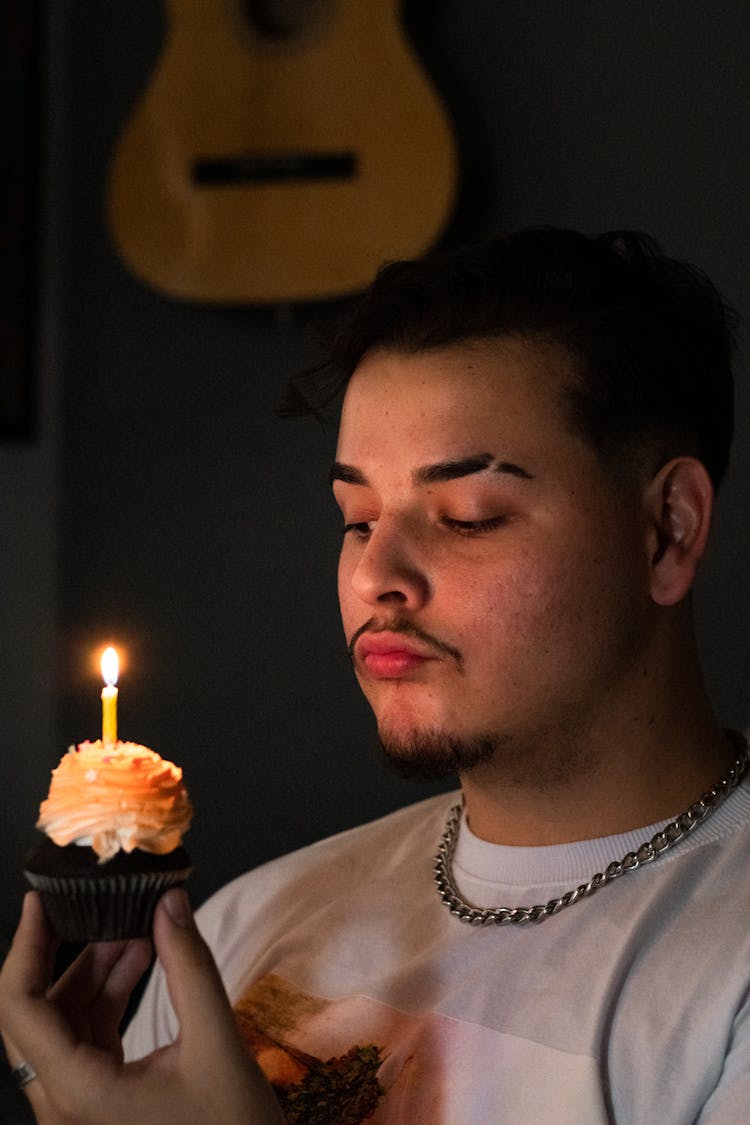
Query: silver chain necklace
[{"left": 434, "top": 739, "right": 748, "bottom": 926}]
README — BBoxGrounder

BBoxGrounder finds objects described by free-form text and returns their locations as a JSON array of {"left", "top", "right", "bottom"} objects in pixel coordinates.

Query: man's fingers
[
  {"left": 152, "top": 889, "right": 286, "bottom": 1122},
  {"left": 1, "top": 890, "right": 283, "bottom": 1125},
  {"left": 88, "top": 938, "right": 153, "bottom": 1055},
  {"left": 51, "top": 937, "right": 152, "bottom": 1022},
  {"left": 51, "top": 939, "right": 132, "bottom": 1008},
  {"left": 0, "top": 893, "right": 76, "bottom": 1076},
  {"left": 93, "top": 937, "right": 153, "bottom": 1024},
  {"left": 152, "top": 889, "right": 240, "bottom": 1054},
  {"left": 0, "top": 897, "right": 134, "bottom": 1123},
  {"left": 0, "top": 893, "right": 58, "bottom": 999}
]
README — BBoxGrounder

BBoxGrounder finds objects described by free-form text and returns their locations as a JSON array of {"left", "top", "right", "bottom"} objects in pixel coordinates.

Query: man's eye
[
  {"left": 443, "top": 516, "right": 507, "bottom": 537},
  {"left": 342, "top": 521, "right": 374, "bottom": 541}
]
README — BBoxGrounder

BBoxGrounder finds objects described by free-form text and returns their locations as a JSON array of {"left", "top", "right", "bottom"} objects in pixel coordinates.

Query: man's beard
[
  {"left": 378, "top": 720, "right": 599, "bottom": 791},
  {"left": 377, "top": 725, "right": 499, "bottom": 780}
]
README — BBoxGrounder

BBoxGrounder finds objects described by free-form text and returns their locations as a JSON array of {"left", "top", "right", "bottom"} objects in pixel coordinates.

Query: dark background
[{"left": 2, "top": 0, "right": 750, "bottom": 953}]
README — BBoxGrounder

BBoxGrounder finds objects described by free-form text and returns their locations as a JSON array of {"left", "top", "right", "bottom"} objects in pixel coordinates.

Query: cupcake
[{"left": 24, "top": 739, "right": 193, "bottom": 942}]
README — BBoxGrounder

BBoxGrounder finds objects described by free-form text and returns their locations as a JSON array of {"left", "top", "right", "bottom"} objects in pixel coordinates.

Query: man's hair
[{"left": 281, "top": 227, "right": 738, "bottom": 489}]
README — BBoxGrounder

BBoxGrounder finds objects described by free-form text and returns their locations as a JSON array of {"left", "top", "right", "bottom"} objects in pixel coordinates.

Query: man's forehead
[
  {"left": 340, "top": 338, "right": 577, "bottom": 422},
  {"left": 338, "top": 339, "right": 577, "bottom": 445}
]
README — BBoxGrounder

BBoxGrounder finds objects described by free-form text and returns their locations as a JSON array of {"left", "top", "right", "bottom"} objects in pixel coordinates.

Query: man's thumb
[{"left": 153, "top": 889, "right": 238, "bottom": 1053}]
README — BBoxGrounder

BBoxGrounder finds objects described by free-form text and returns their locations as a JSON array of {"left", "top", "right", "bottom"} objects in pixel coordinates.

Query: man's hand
[{"left": 0, "top": 889, "right": 284, "bottom": 1124}]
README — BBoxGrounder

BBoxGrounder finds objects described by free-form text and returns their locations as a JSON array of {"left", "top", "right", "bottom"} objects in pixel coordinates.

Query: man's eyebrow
[
  {"left": 329, "top": 462, "right": 367, "bottom": 487},
  {"left": 329, "top": 455, "right": 533, "bottom": 488},
  {"left": 414, "top": 454, "right": 534, "bottom": 484},
  {"left": 493, "top": 460, "right": 535, "bottom": 481}
]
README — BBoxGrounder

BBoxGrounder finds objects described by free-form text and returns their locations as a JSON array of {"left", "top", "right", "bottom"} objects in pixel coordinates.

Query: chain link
[{"left": 434, "top": 740, "right": 748, "bottom": 926}]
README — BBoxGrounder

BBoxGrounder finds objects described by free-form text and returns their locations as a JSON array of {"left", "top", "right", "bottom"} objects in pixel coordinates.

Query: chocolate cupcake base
[{"left": 24, "top": 840, "right": 192, "bottom": 942}]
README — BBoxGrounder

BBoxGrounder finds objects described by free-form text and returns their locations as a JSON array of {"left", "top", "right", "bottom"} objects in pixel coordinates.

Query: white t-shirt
[{"left": 125, "top": 781, "right": 750, "bottom": 1123}]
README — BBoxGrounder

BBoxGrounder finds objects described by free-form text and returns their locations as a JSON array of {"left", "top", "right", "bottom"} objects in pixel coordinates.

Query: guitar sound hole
[{"left": 193, "top": 152, "right": 357, "bottom": 185}]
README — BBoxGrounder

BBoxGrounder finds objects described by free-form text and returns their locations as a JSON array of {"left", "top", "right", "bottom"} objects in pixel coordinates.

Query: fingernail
[{"left": 161, "top": 887, "right": 192, "bottom": 928}]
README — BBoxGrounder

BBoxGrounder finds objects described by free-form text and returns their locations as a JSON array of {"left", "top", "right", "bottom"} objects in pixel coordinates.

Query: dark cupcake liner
[{"left": 24, "top": 865, "right": 192, "bottom": 942}]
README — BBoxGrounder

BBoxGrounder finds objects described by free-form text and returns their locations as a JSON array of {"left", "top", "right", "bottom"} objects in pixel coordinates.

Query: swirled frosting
[{"left": 37, "top": 741, "right": 193, "bottom": 862}]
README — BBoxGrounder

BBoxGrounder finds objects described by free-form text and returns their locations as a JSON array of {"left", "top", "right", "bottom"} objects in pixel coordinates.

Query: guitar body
[{"left": 107, "top": 0, "right": 458, "bottom": 303}]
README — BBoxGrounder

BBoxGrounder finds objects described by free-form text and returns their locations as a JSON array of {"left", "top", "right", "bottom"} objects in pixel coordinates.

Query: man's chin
[{"left": 377, "top": 726, "right": 498, "bottom": 780}]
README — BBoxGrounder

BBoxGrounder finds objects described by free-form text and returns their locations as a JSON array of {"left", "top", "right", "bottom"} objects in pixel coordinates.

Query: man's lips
[
  {"left": 355, "top": 632, "right": 442, "bottom": 678},
  {"left": 348, "top": 620, "right": 464, "bottom": 679}
]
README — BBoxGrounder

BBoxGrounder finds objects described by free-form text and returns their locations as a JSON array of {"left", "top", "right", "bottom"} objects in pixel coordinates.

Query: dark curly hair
[{"left": 280, "top": 227, "right": 737, "bottom": 490}]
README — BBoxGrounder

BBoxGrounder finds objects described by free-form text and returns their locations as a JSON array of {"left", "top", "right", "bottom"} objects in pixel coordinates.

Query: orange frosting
[{"left": 37, "top": 740, "right": 193, "bottom": 862}]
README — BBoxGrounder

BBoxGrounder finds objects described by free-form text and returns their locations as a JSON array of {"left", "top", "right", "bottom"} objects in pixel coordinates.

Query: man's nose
[{"left": 350, "top": 522, "right": 431, "bottom": 609}]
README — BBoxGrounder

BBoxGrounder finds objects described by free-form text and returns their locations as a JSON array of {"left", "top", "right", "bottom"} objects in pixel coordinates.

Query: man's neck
[{"left": 459, "top": 681, "right": 735, "bottom": 847}]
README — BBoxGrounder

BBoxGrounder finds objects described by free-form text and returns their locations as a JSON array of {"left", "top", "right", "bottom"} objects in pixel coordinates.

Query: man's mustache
[{"left": 347, "top": 618, "right": 463, "bottom": 669}]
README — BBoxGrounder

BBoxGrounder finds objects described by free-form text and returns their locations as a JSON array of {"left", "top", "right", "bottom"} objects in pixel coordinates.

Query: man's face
[{"left": 332, "top": 337, "right": 655, "bottom": 779}]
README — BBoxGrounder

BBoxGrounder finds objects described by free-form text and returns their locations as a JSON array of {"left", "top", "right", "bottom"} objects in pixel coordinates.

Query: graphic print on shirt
[
  {"left": 233, "top": 971, "right": 609, "bottom": 1123},
  {"left": 233, "top": 972, "right": 450, "bottom": 1122}
]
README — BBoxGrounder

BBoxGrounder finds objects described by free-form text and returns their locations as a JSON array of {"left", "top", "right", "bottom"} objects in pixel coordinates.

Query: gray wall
[{"left": 2, "top": 1, "right": 749, "bottom": 941}]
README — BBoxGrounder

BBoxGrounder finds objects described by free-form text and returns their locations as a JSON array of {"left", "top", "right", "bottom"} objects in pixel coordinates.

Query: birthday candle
[{"left": 101, "top": 646, "right": 119, "bottom": 745}]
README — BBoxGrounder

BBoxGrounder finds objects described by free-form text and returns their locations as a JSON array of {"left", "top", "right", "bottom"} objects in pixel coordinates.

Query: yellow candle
[{"left": 101, "top": 646, "right": 119, "bottom": 745}]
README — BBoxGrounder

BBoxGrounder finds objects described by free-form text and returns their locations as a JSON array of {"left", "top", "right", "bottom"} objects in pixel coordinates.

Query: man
[{"left": 1, "top": 228, "right": 748, "bottom": 1123}]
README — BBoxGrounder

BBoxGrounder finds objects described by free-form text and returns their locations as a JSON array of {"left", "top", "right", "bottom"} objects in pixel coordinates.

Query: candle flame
[{"left": 101, "top": 646, "right": 119, "bottom": 687}]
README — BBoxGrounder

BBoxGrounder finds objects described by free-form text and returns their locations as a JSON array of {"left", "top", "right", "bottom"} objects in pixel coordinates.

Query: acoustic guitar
[{"left": 107, "top": 0, "right": 458, "bottom": 304}]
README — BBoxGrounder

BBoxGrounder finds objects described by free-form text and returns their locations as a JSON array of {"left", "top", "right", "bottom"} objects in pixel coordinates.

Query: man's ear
[{"left": 645, "top": 457, "right": 715, "bottom": 607}]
